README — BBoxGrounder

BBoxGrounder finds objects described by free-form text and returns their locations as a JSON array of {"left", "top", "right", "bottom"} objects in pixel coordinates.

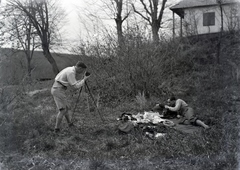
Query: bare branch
[
  {"left": 132, "top": 3, "right": 151, "bottom": 24},
  {"left": 140, "top": 0, "right": 151, "bottom": 16},
  {"left": 157, "top": 0, "right": 167, "bottom": 24},
  {"left": 122, "top": 10, "right": 131, "bottom": 22},
  {"left": 148, "top": 0, "right": 154, "bottom": 14}
]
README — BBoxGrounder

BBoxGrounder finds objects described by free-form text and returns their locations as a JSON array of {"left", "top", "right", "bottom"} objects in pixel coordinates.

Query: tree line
[{"left": 0, "top": 0, "right": 174, "bottom": 78}]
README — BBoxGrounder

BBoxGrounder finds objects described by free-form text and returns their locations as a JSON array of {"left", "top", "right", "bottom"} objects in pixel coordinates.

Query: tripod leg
[
  {"left": 72, "top": 86, "right": 83, "bottom": 123},
  {"left": 85, "top": 81, "right": 104, "bottom": 122},
  {"left": 85, "top": 85, "right": 90, "bottom": 113}
]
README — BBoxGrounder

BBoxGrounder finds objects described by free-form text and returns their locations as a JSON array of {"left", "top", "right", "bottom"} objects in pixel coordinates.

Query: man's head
[
  {"left": 167, "top": 96, "right": 176, "bottom": 106},
  {"left": 75, "top": 61, "right": 87, "bottom": 74}
]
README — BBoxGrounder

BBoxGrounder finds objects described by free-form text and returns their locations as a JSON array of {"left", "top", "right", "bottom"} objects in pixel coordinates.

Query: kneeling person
[{"left": 165, "top": 96, "right": 210, "bottom": 129}]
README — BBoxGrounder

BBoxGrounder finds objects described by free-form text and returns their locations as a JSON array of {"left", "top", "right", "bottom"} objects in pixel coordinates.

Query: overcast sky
[
  {"left": 65, "top": 1, "right": 183, "bottom": 44},
  {"left": 59, "top": 0, "right": 116, "bottom": 42},
  {"left": 1, "top": 0, "right": 181, "bottom": 37},
  {"left": 1, "top": 0, "right": 181, "bottom": 52},
  {"left": 59, "top": 0, "right": 91, "bottom": 42}
]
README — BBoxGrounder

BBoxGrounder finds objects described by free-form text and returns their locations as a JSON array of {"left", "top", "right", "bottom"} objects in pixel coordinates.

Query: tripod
[{"left": 72, "top": 81, "right": 104, "bottom": 123}]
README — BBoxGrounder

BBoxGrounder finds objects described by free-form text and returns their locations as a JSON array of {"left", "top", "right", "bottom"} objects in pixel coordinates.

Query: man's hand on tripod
[{"left": 74, "top": 72, "right": 91, "bottom": 89}]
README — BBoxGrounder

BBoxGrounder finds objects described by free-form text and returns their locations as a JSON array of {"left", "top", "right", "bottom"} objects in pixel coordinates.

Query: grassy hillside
[
  {"left": 0, "top": 32, "right": 240, "bottom": 170},
  {"left": 0, "top": 48, "right": 80, "bottom": 86}
]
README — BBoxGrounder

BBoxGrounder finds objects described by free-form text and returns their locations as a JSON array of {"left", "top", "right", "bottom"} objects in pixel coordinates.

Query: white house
[{"left": 170, "top": 0, "right": 240, "bottom": 37}]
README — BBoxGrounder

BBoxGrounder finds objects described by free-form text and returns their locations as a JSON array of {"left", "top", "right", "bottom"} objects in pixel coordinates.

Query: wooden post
[{"left": 217, "top": 0, "right": 223, "bottom": 64}]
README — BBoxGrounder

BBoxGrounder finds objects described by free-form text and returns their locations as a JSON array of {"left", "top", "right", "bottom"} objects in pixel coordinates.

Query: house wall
[{"left": 182, "top": 4, "right": 239, "bottom": 35}]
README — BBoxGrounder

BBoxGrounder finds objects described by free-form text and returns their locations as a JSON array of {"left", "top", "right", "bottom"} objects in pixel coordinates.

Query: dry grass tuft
[{"left": 135, "top": 91, "right": 147, "bottom": 111}]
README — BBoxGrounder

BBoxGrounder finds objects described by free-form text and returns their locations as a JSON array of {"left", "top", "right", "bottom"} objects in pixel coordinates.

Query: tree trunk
[
  {"left": 26, "top": 28, "right": 32, "bottom": 78},
  {"left": 115, "top": 4, "right": 124, "bottom": 50},
  {"left": 41, "top": 31, "right": 59, "bottom": 75},
  {"left": 27, "top": 55, "right": 32, "bottom": 77},
  {"left": 152, "top": 23, "right": 160, "bottom": 43},
  {"left": 116, "top": 20, "right": 124, "bottom": 48},
  {"left": 43, "top": 48, "right": 59, "bottom": 75}
]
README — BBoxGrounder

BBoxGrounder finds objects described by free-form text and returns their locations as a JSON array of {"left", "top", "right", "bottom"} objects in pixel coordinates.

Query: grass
[
  {"left": 0, "top": 80, "right": 238, "bottom": 170},
  {"left": 0, "top": 34, "right": 240, "bottom": 169}
]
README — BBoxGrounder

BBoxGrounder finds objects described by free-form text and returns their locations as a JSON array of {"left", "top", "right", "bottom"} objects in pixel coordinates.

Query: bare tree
[
  {"left": 7, "top": 0, "right": 65, "bottom": 75},
  {"left": 77, "top": 0, "right": 131, "bottom": 49},
  {"left": 111, "top": 0, "right": 131, "bottom": 48},
  {"left": 132, "top": 0, "right": 168, "bottom": 43},
  {"left": 2, "top": 4, "right": 41, "bottom": 78},
  {"left": 89, "top": 0, "right": 131, "bottom": 48},
  {"left": 222, "top": 3, "right": 240, "bottom": 32}
]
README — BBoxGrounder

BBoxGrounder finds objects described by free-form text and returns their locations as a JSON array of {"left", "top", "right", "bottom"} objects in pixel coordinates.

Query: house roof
[{"left": 170, "top": 0, "right": 239, "bottom": 18}]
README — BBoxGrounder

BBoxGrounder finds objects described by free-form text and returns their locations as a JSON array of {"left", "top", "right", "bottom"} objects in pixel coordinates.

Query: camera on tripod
[{"left": 85, "top": 72, "right": 91, "bottom": 76}]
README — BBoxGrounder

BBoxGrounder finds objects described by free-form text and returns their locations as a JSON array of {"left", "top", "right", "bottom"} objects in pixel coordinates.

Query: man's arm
[
  {"left": 67, "top": 72, "right": 90, "bottom": 89},
  {"left": 165, "top": 99, "right": 181, "bottom": 112},
  {"left": 73, "top": 79, "right": 86, "bottom": 88}
]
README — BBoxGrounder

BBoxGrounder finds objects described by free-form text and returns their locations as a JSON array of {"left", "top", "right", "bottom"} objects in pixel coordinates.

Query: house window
[{"left": 203, "top": 12, "right": 215, "bottom": 26}]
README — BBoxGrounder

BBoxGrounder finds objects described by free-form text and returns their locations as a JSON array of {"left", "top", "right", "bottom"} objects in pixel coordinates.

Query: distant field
[{"left": 0, "top": 48, "right": 80, "bottom": 86}]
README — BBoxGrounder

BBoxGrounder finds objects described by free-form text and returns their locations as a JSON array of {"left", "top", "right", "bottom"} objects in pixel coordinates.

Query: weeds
[
  {"left": 135, "top": 91, "right": 147, "bottom": 111},
  {"left": 0, "top": 33, "right": 240, "bottom": 169}
]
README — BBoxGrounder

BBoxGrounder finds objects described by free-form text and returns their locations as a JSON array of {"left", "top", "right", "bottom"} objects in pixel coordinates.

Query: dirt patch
[{"left": 27, "top": 88, "right": 50, "bottom": 97}]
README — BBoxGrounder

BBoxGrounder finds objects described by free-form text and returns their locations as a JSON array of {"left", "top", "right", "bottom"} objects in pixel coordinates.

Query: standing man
[{"left": 51, "top": 61, "right": 90, "bottom": 132}]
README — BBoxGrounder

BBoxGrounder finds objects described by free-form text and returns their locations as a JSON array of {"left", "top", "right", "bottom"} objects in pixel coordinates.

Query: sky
[
  {"left": 57, "top": 0, "right": 118, "bottom": 52},
  {"left": 59, "top": 0, "right": 115, "bottom": 42},
  {"left": 0, "top": 0, "right": 106, "bottom": 51},
  {"left": 59, "top": 0, "right": 182, "bottom": 37},
  {"left": 59, "top": 0, "right": 93, "bottom": 41},
  {"left": 0, "top": 0, "right": 181, "bottom": 52},
  {"left": 59, "top": 0, "right": 83, "bottom": 41}
]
